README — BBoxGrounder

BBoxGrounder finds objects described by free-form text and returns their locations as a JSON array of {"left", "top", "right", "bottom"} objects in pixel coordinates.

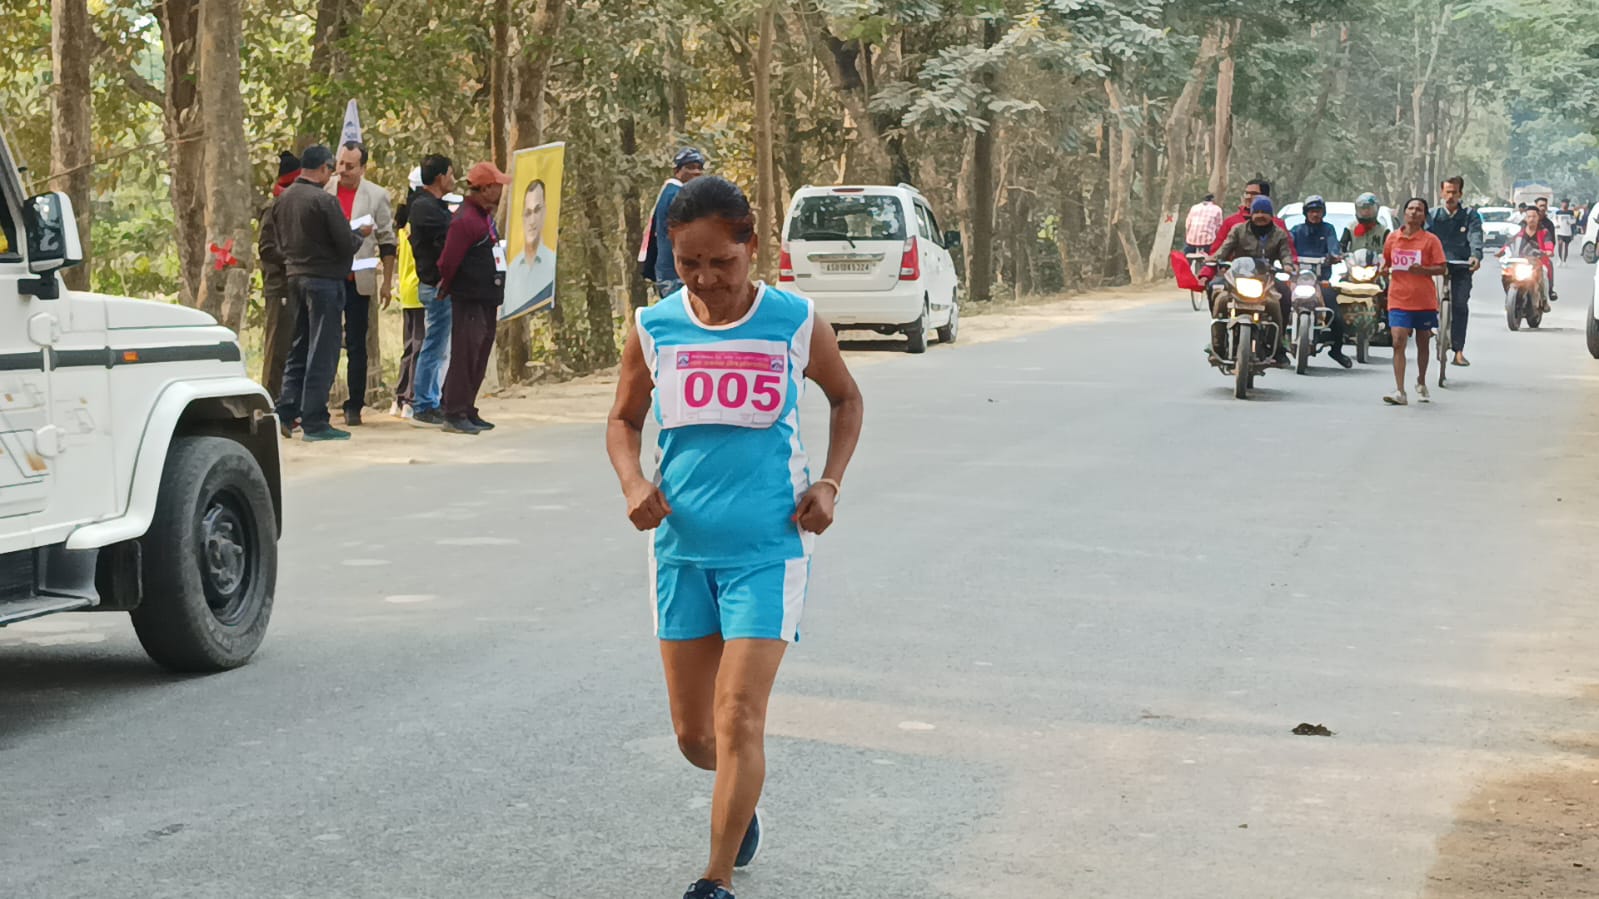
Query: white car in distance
[
  {"left": 1478, "top": 206, "right": 1518, "bottom": 250},
  {"left": 780, "top": 184, "right": 960, "bottom": 353}
]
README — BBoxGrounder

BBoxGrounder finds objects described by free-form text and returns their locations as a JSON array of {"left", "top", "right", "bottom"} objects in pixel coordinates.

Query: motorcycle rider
[
  {"left": 1501, "top": 207, "right": 1555, "bottom": 311},
  {"left": 1340, "top": 192, "right": 1390, "bottom": 257},
  {"left": 1426, "top": 176, "right": 1484, "bottom": 368},
  {"left": 1204, "top": 196, "right": 1294, "bottom": 364},
  {"left": 1206, "top": 178, "right": 1296, "bottom": 259},
  {"left": 1288, "top": 195, "right": 1353, "bottom": 368}
]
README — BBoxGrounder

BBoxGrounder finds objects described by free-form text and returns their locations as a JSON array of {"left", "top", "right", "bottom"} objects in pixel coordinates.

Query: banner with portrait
[{"left": 500, "top": 142, "right": 565, "bottom": 322}]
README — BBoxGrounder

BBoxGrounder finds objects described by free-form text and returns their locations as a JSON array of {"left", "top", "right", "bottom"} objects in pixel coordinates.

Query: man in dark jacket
[
  {"left": 1427, "top": 175, "right": 1484, "bottom": 367},
  {"left": 258, "top": 151, "right": 300, "bottom": 399},
  {"left": 1205, "top": 196, "right": 1295, "bottom": 364},
  {"left": 274, "top": 144, "right": 370, "bottom": 442},
  {"left": 405, "top": 154, "right": 457, "bottom": 426},
  {"left": 436, "top": 161, "right": 510, "bottom": 435},
  {"left": 640, "top": 148, "right": 706, "bottom": 299}
]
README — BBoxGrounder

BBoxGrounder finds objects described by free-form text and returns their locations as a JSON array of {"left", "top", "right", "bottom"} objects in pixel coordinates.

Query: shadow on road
[{"left": 0, "top": 651, "right": 186, "bottom": 745}]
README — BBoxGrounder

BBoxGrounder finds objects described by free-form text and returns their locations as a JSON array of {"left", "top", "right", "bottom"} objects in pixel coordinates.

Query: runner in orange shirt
[{"left": 1380, "top": 198, "right": 1448, "bottom": 406}]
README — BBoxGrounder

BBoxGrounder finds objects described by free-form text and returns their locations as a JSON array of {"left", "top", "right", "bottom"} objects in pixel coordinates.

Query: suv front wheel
[{"left": 131, "top": 436, "right": 277, "bottom": 672}]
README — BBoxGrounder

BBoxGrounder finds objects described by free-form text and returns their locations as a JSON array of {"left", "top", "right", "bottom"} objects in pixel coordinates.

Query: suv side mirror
[
  {"left": 944, "top": 230, "right": 962, "bottom": 248},
  {"left": 23, "top": 191, "right": 84, "bottom": 276}
]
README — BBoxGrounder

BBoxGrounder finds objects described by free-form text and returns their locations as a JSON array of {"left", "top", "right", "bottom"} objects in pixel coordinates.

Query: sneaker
[
  {"left": 400, "top": 404, "right": 415, "bottom": 421},
  {"left": 442, "top": 416, "right": 483, "bottom": 435},
  {"left": 388, "top": 400, "right": 403, "bottom": 418},
  {"left": 303, "top": 426, "right": 352, "bottom": 442},
  {"left": 343, "top": 408, "right": 363, "bottom": 427},
  {"left": 410, "top": 408, "right": 446, "bottom": 428},
  {"left": 734, "top": 808, "right": 762, "bottom": 868},
  {"left": 1383, "top": 390, "right": 1409, "bottom": 406},
  {"left": 683, "top": 880, "right": 734, "bottom": 899},
  {"left": 278, "top": 416, "right": 299, "bottom": 440},
  {"left": 1416, "top": 383, "right": 1432, "bottom": 403},
  {"left": 469, "top": 415, "right": 496, "bottom": 431},
  {"left": 1330, "top": 351, "right": 1353, "bottom": 369}
]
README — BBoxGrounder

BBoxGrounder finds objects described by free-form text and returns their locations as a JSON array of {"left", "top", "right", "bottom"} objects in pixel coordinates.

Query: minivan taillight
[
  {"left": 899, "top": 237, "right": 920, "bottom": 280},
  {"left": 779, "top": 247, "right": 795, "bottom": 282}
]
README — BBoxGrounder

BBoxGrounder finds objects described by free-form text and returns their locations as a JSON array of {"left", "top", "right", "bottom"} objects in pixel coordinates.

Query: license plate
[{"left": 823, "top": 262, "right": 873, "bottom": 273}]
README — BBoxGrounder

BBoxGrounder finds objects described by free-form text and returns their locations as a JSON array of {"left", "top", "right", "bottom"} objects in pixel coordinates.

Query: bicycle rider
[{"left": 1425, "top": 176, "right": 1483, "bottom": 367}]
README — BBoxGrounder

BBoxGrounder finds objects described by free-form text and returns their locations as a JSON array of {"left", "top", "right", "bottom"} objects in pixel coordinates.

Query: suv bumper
[{"left": 800, "top": 282, "right": 924, "bottom": 328}]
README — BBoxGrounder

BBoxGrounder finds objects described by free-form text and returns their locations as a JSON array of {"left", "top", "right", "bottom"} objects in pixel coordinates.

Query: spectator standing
[
  {"left": 1554, "top": 199, "right": 1577, "bottom": 263},
  {"left": 1184, "top": 193, "right": 1223, "bottom": 254},
  {"left": 389, "top": 171, "right": 425, "bottom": 419},
  {"left": 407, "top": 154, "right": 457, "bottom": 428},
  {"left": 436, "top": 161, "right": 511, "bottom": 436},
  {"left": 327, "top": 141, "right": 398, "bottom": 427},
  {"left": 258, "top": 150, "right": 300, "bottom": 397},
  {"left": 641, "top": 148, "right": 706, "bottom": 299},
  {"left": 274, "top": 145, "right": 370, "bottom": 442}
]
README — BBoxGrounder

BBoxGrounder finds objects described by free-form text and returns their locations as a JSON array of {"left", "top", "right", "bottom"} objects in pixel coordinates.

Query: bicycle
[{"left": 1187, "top": 253, "right": 1209, "bottom": 311}]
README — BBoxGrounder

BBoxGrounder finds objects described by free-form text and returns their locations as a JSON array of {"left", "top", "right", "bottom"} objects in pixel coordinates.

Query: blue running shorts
[
  {"left": 1388, "top": 309, "right": 1438, "bottom": 331},
  {"left": 652, "top": 556, "right": 811, "bottom": 643}
]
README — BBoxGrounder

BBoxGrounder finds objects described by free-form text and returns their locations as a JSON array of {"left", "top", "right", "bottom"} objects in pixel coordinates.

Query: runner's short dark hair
[
  {"left": 667, "top": 176, "right": 755, "bottom": 244},
  {"left": 1405, "top": 196, "right": 1430, "bottom": 215}
]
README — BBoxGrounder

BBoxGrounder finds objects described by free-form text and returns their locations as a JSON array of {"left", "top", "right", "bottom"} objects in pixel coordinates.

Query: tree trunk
[
  {"left": 1105, "top": 79, "right": 1143, "bottom": 285},
  {"left": 1408, "top": 4, "right": 1450, "bottom": 198},
  {"left": 753, "top": 4, "right": 779, "bottom": 283},
  {"left": 49, "top": 0, "right": 93, "bottom": 291},
  {"left": 785, "top": 5, "right": 893, "bottom": 183},
  {"left": 157, "top": 0, "right": 205, "bottom": 308},
  {"left": 1144, "top": 25, "right": 1221, "bottom": 280},
  {"left": 195, "top": 0, "right": 252, "bottom": 331},
  {"left": 500, "top": 0, "right": 566, "bottom": 387},
  {"left": 620, "top": 115, "right": 648, "bottom": 311},
  {"left": 491, "top": 0, "right": 511, "bottom": 168},
  {"left": 965, "top": 19, "right": 1000, "bottom": 302},
  {"left": 1282, "top": 26, "right": 1348, "bottom": 199},
  {"left": 1207, "top": 20, "right": 1239, "bottom": 201},
  {"left": 310, "top": 0, "right": 356, "bottom": 80}
]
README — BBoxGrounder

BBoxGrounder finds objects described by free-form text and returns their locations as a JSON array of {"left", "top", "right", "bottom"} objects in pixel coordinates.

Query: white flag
[{"left": 340, "top": 100, "right": 362, "bottom": 145}]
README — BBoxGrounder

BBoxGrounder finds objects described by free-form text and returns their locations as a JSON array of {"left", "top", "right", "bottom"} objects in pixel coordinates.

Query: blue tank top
[{"left": 636, "top": 283, "right": 816, "bottom": 566}]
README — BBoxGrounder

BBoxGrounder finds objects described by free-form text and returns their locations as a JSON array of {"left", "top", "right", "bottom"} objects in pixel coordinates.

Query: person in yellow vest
[{"left": 390, "top": 172, "right": 427, "bottom": 419}]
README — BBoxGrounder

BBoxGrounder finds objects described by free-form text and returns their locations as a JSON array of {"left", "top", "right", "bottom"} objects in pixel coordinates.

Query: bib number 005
[{"left": 659, "top": 341, "right": 790, "bottom": 429}]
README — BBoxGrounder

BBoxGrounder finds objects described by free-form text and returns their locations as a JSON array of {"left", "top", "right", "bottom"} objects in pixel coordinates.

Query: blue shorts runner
[
  {"left": 1389, "top": 309, "right": 1439, "bottom": 331},
  {"left": 652, "top": 555, "right": 811, "bottom": 643}
]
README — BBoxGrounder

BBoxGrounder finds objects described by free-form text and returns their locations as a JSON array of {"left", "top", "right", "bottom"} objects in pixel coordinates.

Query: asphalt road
[{"left": 5, "top": 262, "right": 1599, "bottom": 899}]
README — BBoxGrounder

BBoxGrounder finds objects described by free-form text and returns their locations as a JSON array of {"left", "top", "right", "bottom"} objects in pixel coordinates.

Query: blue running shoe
[
  {"left": 734, "top": 808, "right": 762, "bottom": 868},
  {"left": 683, "top": 879, "right": 734, "bottom": 899}
]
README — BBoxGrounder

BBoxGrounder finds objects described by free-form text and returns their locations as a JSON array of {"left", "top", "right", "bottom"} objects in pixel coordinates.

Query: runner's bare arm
[
  {"left": 607, "top": 328, "right": 672, "bottom": 530},
  {"left": 796, "top": 315, "right": 864, "bottom": 535}
]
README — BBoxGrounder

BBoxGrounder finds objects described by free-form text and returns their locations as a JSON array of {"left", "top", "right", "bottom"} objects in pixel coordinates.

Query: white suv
[
  {"left": 780, "top": 184, "right": 960, "bottom": 353},
  {"left": 0, "top": 126, "right": 280, "bottom": 671}
]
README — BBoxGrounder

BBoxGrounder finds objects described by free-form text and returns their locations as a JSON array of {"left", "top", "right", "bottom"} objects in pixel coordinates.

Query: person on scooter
[
  {"left": 1205, "top": 196, "right": 1293, "bottom": 364},
  {"left": 1340, "top": 193, "right": 1390, "bottom": 257},
  {"left": 1426, "top": 176, "right": 1483, "bottom": 367},
  {"left": 1288, "top": 196, "right": 1353, "bottom": 368}
]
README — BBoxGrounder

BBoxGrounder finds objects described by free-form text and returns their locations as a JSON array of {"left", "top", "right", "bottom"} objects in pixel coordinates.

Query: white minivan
[{"left": 780, "top": 184, "right": 960, "bottom": 353}]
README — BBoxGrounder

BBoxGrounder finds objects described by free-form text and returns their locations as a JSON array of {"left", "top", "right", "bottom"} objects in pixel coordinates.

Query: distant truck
[
  {"left": 1512, "top": 180, "right": 1555, "bottom": 209},
  {"left": 0, "top": 123, "right": 280, "bottom": 671}
]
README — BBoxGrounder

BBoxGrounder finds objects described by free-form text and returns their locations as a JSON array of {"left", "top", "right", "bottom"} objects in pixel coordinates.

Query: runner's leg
[
  {"left": 704, "top": 638, "right": 787, "bottom": 888},
  {"left": 1415, "top": 328, "right": 1432, "bottom": 386},
  {"left": 1391, "top": 327, "right": 1411, "bottom": 392},
  {"left": 661, "top": 636, "right": 724, "bottom": 770}
]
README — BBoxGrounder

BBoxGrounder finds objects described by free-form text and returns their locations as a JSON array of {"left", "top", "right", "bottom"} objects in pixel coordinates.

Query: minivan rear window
[{"left": 790, "top": 195, "right": 907, "bottom": 242}]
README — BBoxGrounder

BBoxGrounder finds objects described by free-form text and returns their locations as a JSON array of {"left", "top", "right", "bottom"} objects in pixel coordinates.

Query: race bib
[
  {"left": 657, "top": 339, "right": 789, "bottom": 430},
  {"left": 492, "top": 244, "right": 508, "bottom": 273},
  {"left": 1392, "top": 248, "right": 1421, "bottom": 271}
]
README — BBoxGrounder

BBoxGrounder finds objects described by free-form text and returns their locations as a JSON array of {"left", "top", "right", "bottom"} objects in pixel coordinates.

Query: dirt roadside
[{"left": 275, "top": 283, "right": 1172, "bottom": 479}]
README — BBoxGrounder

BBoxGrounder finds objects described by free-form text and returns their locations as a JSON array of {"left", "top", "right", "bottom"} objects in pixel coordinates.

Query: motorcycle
[
  {"left": 1207, "top": 258, "right": 1280, "bottom": 399},
  {"left": 1284, "top": 256, "right": 1340, "bottom": 374},
  {"left": 1500, "top": 248, "right": 1548, "bottom": 331},
  {"left": 1331, "top": 248, "right": 1385, "bottom": 363}
]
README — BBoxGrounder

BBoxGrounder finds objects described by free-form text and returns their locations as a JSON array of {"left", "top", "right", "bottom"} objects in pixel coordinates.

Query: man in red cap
[{"left": 436, "top": 161, "right": 511, "bottom": 435}]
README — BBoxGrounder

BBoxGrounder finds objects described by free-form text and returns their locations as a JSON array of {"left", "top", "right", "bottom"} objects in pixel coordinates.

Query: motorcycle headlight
[
  {"left": 1293, "top": 284, "right": 1317, "bottom": 300},
  {"left": 1349, "top": 265, "right": 1376, "bottom": 281},
  {"left": 1236, "top": 278, "right": 1265, "bottom": 299},
  {"left": 1513, "top": 262, "right": 1534, "bottom": 281}
]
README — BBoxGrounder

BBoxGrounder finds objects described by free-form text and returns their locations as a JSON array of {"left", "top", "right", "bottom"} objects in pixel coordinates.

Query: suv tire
[
  {"left": 131, "top": 436, "right": 277, "bottom": 672},
  {"left": 937, "top": 291, "right": 960, "bottom": 344}
]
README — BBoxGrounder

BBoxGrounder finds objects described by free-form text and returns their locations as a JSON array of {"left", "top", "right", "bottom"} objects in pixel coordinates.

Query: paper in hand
[
  {"left": 352, "top": 257, "right": 380, "bottom": 272},
  {"left": 349, "top": 214, "right": 375, "bottom": 231}
]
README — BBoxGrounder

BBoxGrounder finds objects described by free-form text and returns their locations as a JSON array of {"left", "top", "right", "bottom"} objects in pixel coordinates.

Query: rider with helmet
[
  {"left": 1340, "top": 193, "right": 1390, "bottom": 257},
  {"left": 1288, "top": 195, "right": 1353, "bottom": 368}
]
